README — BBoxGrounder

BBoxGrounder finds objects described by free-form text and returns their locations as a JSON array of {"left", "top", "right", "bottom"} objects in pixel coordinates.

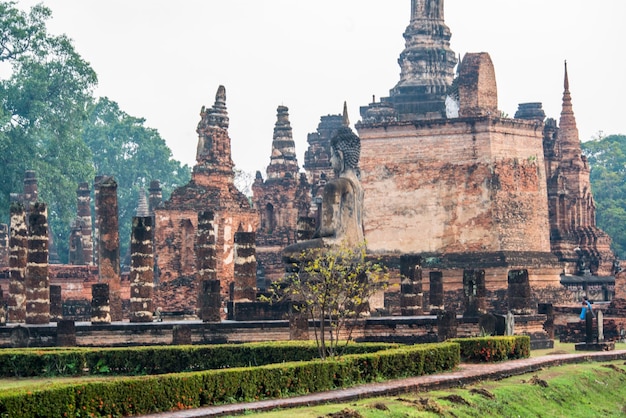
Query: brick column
[
  {"left": 129, "top": 216, "right": 154, "bottom": 323},
  {"left": 0, "top": 224, "right": 8, "bottom": 266},
  {"left": 96, "top": 177, "right": 122, "bottom": 321},
  {"left": 56, "top": 319, "right": 76, "bottom": 347},
  {"left": 50, "top": 285, "right": 62, "bottom": 322},
  {"left": 507, "top": 269, "right": 534, "bottom": 314},
  {"left": 91, "top": 283, "right": 110, "bottom": 324},
  {"left": 25, "top": 202, "right": 49, "bottom": 325},
  {"left": 8, "top": 203, "right": 27, "bottom": 323},
  {"left": 92, "top": 175, "right": 103, "bottom": 266},
  {"left": 196, "top": 211, "right": 221, "bottom": 322},
  {"left": 400, "top": 255, "right": 422, "bottom": 316},
  {"left": 462, "top": 269, "right": 486, "bottom": 318},
  {"left": 289, "top": 303, "right": 309, "bottom": 340},
  {"left": 76, "top": 182, "right": 94, "bottom": 265},
  {"left": 0, "top": 287, "right": 5, "bottom": 326},
  {"left": 437, "top": 309, "right": 458, "bottom": 342},
  {"left": 428, "top": 271, "right": 444, "bottom": 313},
  {"left": 233, "top": 232, "right": 256, "bottom": 301},
  {"left": 172, "top": 325, "right": 192, "bottom": 345},
  {"left": 148, "top": 180, "right": 162, "bottom": 214},
  {"left": 199, "top": 280, "right": 221, "bottom": 322}
]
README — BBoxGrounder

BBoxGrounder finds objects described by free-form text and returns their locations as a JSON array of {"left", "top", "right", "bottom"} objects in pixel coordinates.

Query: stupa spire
[
  {"left": 194, "top": 85, "right": 234, "bottom": 177},
  {"left": 557, "top": 61, "right": 581, "bottom": 161},
  {"left": 388, "top": 0, "right": 457, "bottom": 120},
  {"left": 266, "top": 105, "right": 298, "bottom": 180}
]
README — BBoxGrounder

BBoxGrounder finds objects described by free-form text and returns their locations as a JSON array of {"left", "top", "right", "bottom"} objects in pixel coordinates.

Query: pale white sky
[{"left": 17, "top": 0, "right": 626, "bottom": 175}]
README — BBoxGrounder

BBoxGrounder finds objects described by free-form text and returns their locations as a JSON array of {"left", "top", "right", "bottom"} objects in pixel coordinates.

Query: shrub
[
  {"left": 0, "top": 342, "right": 460, "bottom": 417},
  {"left": 451, "top": 336, "right": 530, "bottom": 362}
]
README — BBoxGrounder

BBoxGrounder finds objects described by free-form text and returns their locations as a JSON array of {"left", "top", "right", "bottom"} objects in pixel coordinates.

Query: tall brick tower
[
  {"left": 154, "top": 85, "right": 258, "bottom": 314},
  {"left": 544, "top": 62, "right": 614, "bottom": 276},
  {"left": 253, "top": 105, "right": 310, "bottom": 283},
  {"left": 362, "top": 0, "right": 457, "bottom": 121}
]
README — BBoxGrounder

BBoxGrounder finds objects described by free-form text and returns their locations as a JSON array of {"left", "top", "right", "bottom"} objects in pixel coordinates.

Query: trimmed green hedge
[
  {"left": 0, "top": 343, "right": 460, "bottom": 417},
  {"left": 0, "top": 341, "right": 397, "bottom": 378},
  {"left": 451, "top": 336, "right": 531, "bottom": 362}
]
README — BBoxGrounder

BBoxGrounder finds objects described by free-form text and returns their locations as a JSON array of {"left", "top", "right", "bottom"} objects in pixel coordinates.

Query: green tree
[
  {"left": 82, "top": 97, "right": 191, "bottom": 264},
  {"left": 582, "top": 134, "right": 626, "bottom": 258},
  {"left": 272, "top": 242, "right": 388, "bottom": 359},
  {"left": 0, "top": 1, "right": 97, "bottom": 261}
]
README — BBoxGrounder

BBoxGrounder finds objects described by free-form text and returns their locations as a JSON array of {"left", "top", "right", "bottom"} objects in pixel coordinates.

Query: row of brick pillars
[
  {"left": 399, "top": 257, "right": 536, "bottom": 317},
  {"left": 2, "top": 177, "right": 258, "bottom": 327}
]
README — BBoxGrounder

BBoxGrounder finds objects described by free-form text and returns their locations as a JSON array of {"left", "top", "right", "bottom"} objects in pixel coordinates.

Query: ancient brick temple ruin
[
  {"left": 0, "top": 0, "right": 618, "bottom": 343},
  {"left": 252, "top": 106, "right": 310, "bottom": 284},
  {"left": 352, "top": 0, "right": 616, "bottom": 313},
  {"left": 153, "top": 85, "right": 258, "bottom": 314}
]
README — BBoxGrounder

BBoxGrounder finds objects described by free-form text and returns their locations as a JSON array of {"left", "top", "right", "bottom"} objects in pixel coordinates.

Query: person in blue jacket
[{"left": 580, "top": 296, "right": 594, "bottom": 320}]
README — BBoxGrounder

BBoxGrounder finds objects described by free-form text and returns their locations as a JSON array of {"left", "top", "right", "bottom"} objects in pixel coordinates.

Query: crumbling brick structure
[
  {"left": 154, "top": 85, "right": 258, "bottom": 314},
  {"left": 303, "top": 113, "right": 344, "bottom": 209},
  {"left": 356, "top": 0, "right": 565, "bottom": 313},
  {"left": 541, "top": 63, "right": 615, "bottom": 277},
  {"left": 253, "top": 106, "right": 310, "bottom": 284}
]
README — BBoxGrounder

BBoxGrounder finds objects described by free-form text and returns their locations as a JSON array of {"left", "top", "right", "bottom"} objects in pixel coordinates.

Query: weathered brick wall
[
  {"left": 154, "top": 208, "right": 257, "bottom": 313},
  {"left": 358, "top": 117, "right": 551, "bottom": 256}
]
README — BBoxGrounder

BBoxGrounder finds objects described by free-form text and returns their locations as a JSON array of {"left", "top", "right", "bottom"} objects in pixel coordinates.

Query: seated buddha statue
[{"left": 283, "top": 103, "right": 364, "bottom": 260}]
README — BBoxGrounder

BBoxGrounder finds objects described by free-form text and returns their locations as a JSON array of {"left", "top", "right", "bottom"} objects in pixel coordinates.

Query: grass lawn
[{"left": 249, "top": 359, "right": 626, "bottom": 417}]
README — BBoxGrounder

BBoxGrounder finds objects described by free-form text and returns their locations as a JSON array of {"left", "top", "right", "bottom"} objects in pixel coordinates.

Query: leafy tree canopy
[
  {"left": 0, "top": 1, "right": 97, "bottom": 261},
  {"left": 0, "top": 1, "right": 190, "bottom": 263},
  {"left": 83, "top": 97, "right": 190, "bottom": 264},
  {"left": 582, "top": 133, "right": 626, "bottom": 258}
]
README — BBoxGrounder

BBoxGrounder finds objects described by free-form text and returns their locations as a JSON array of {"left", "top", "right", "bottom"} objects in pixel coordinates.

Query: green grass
[{"left": 249, "top": 360, "right": 626, "bottom": 417}]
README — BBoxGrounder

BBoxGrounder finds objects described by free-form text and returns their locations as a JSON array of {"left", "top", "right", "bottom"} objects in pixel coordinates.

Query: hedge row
[
  {"left": 0, "top": 341, "right": 398, "bottom": 378},
  {"left": 0, "top": 343, "right": 460, "bottom": 417},
  {"left": 451, "top": 336, "right": 530, "bottom": 362}
]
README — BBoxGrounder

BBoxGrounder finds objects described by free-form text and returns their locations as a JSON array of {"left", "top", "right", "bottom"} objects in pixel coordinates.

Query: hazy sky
[{"left": 17, "top": 0, "right": 626, "bottom": 175}]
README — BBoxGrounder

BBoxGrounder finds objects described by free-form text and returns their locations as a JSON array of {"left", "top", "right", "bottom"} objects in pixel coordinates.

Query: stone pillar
[
  {"left": 8, "top": 203, "right": 27, "bottom": 323},
  {"left": 462, "top": 269, "right": 486, "bottom": 318},
  {"left": 50, "top": 285, "right": 62, "bottom": 322},
  {"left": 233, "top": 232, "right": 257, "bottom": 301},
  {"left": 437, "top": 309, "right": 457, "bottom": 342},
  {"left": 199, "top": 280, "right": 221, "bottom": 323},
  {"left": 91, "top": 283, "right": 111, "bottom": 324},
  {"left": 400, "top": 255, "right": 422, "bottom": 316},
  {"left": 96, "top": 177, "right": 122, "bottom": 321},
  {"left": 507, "top": 269, "right": 533, "bottom": 314},
  {"left": 429, "top": 271, "right": 444, "bottom": 313},
  {"left": 56, "top": 319, "right": 76, "bottom": 347},
  {"left": 25, "top": 202, "right": 49, "bottom": 325},
  {"left": 76, "top": 182, "right": 93, "bottom": 265},
  {"left": 597, "top": 310, "right": 604, "bottom": 343},
  {"left": 585, "top": 309, "right": 594, "bottom": 344},
  {"left": 129, "top": 216, "right": 154, "bottom": 323},
  {"left": 0, "top": 224, "right": 9, "bottom": 266}
]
